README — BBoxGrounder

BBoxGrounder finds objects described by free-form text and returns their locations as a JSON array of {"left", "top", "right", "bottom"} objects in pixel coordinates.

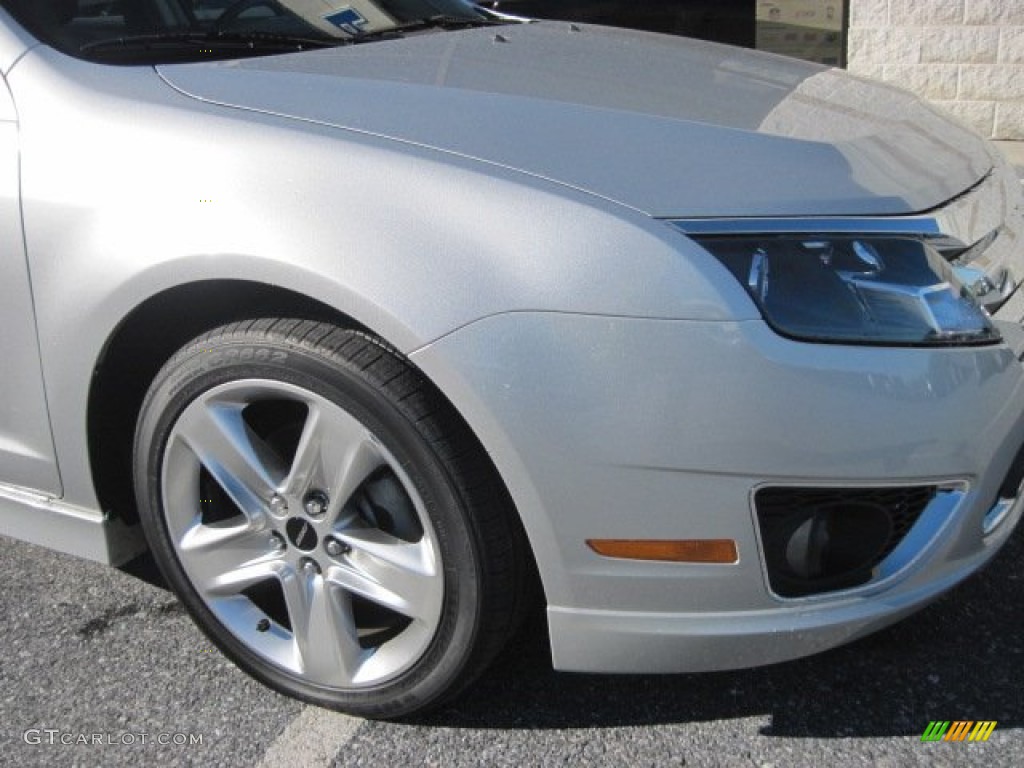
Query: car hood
[{"left": 157, "top": 22, "right": 991, "bottom": 218}]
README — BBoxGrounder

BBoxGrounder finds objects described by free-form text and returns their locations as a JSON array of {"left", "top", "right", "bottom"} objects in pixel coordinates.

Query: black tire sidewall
[{"left": 134, "top": 333, "right": 485, "bottom": 718}]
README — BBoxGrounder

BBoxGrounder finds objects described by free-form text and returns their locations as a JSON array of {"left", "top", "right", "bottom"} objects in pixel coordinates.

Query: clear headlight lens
[{"left": 695, "top": 236, "right": 1000, "bottom": 346}]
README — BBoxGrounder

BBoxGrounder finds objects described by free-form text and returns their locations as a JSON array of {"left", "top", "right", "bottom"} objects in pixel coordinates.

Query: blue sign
[{"left": 323, "top": 7, "right": 369, "bottom": 35}]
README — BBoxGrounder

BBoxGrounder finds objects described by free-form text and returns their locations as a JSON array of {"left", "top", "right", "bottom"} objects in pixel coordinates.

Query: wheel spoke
[
  {"left": 180, "top": 517, "right": 262, "bottom": 552},
  {"left": 281, "top": 404, "right": 329, "bottom": 494},
  {"left": 327, "top": 529, "right": 441, "bottom": 623},
  {"left": 331, "top": 438, "right": 386, "bottom": 515},
  {"left": 176, "top": 401, "right": 286, "bottom": 521},
  {"left": 283, "top": 404, "right": 385, "bottom": 514},
  {"left": 280, "top": 566, "right": 363, "bottom": 684},
  {"left": 179, "top": 520, "right": 282, "bottom": 594}
]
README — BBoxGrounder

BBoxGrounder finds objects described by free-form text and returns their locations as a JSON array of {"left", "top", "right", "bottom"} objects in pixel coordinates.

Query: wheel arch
[
  {"left": 88, "top": 280, "right": 361, "bottom": 529},
  {"left": 87, "top": 280, "right": 543, "bottom": 607}
]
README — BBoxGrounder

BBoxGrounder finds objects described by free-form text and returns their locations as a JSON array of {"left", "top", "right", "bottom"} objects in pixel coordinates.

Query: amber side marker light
[{"left": 586, "top": 539, "right": 739, "bottom": 564}]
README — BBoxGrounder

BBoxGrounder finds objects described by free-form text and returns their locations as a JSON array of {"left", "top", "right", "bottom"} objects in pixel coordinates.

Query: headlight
[{"left": 695, "top": 235, "right": 1000, "bottom": 346}]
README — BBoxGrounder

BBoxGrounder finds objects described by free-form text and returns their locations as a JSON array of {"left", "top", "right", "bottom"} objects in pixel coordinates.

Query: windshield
[{"left": 1, "top": 0, "right": 495, "bottom": 64}]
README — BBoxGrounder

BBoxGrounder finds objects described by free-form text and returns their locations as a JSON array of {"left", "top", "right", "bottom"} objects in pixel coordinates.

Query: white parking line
[{"left": 258, "top": 706, "right": 362, "bottom": 768}]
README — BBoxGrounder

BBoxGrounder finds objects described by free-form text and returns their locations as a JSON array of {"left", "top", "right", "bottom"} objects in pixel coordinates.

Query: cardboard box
[{"left": 756, "top": 1, "right": 845, "bottom": 66}]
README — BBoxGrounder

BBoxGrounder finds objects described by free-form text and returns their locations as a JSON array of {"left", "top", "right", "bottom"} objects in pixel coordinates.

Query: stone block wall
[{"left": 847, "top": 0, "right": 1024, "bottom": 138}]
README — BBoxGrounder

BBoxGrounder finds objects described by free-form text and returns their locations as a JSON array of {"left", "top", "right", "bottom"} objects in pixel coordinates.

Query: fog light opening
[{"left": 772, "top": 502, "right": 893, "bottom": 597}]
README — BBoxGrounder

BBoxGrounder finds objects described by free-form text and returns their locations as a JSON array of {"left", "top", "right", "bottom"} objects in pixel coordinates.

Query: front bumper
[
  {"left": 548, "top": 487, "right": 1022, "bottom": 673},
  {"left": 412, "top": 311, "right": 1024, "bottom": 673}
]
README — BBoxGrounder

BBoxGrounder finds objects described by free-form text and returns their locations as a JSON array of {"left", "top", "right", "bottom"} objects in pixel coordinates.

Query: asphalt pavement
[{"left": 1, "top": 514, "right": 1022, "bottom": 767}]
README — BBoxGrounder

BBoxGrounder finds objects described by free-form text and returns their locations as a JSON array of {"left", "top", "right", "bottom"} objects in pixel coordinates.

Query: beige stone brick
[
  {"left": 960, "top": 64, "right": 1024, "bottom": 99},
  {"left": 847, "top": 61, "right": 887, "bottom": 81},
  {"left": 848, "top": 28, "right": 922, "bottom": 68},
  {"left": 847, "top": 28, "right": 913, "bottom": 68},
  {"left": 849, "top": 0, "right": 889, "bottom": 27},
  {"left": 1000, "top": 27, "right": 1024, "bottom": 63},
  {"left": 931, "top": 99, "right": 997, "bottom": 136},
  {"left": 882, "top": 64, "right": 960, "bottom": 99},
  {"left": 847, "top": 28, "right": 883, "bottom": 67},
  {"left": 966, "top": 0, "right": 1024, "bottom": 25},
  {"left": 994, "top": 101, "right": 1024, "bottom": 139},
  {"left": 887, "top": 27, "right": 926, "bottom": 64},
  {"left": 891, "top": 0, "right": 965, "bottom": 25},
  {"left": 921, "top": 26, "right": 999, "bottom": 63}
]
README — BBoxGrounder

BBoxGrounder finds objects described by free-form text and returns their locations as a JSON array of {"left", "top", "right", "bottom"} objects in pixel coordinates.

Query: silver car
[{"left": 1, "top": 0, "right": 1022, "bottom": 719}]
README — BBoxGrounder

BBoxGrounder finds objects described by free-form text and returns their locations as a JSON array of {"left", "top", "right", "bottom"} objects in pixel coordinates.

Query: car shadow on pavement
[
  {"left": 118, "top": 550, "right": 168, "bottom": 589},
  {"left": 424, "top": 523, "right": 1024, "bottom": 738}
]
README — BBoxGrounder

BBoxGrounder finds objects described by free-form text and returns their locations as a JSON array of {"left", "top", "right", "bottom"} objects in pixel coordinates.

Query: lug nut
[
  {"left": 269, "top": 494, "right": 288, "bottom": 516},
  {"left": 303, "top": 490, "right": 329, "bottom": 519},
  {"left": 324, "top": 538, "right": 349, "bottom": 557},
  {"left": 300, "top": 558, "right": 321, "bottom": 576},
  {"left": 269, "top": 532, "right": 286, "bottom": 552}
]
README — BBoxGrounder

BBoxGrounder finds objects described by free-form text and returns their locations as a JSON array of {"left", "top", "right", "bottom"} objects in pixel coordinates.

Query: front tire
[{"left": 133, "top": 319, "right": 526, "bottom": 718}]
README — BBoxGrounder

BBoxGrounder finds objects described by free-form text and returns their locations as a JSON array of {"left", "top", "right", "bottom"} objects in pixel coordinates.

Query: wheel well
[
  {"left": 91, "top": 280, "right": 544, "bottom": 608},
  {"left": 88, "top": 280, "right": 363, "bottom": 526}
]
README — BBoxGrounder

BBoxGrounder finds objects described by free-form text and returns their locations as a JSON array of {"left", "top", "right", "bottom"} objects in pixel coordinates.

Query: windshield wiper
[
  {"left": 80, "top": 14, "right": 519, "bottom": 58},
  {"left": 348, "top": 14, "right": 517, "bottom": 43},
  {"left": 81, "top": 31, "right": 344, "bottom": 56}
]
